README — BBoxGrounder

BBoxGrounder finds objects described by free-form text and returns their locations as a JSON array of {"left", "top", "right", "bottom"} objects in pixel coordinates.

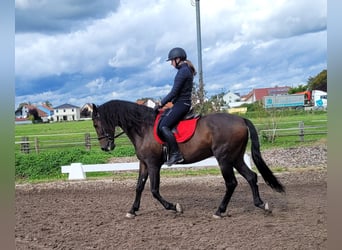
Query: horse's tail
[{"left": 244, "top": 118, "right": 285, "bottom": 193}]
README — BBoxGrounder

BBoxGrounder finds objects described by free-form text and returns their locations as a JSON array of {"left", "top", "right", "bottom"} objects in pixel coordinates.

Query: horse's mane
[{"left": 99, "top": 100, "right": 155, "bottom": 136}]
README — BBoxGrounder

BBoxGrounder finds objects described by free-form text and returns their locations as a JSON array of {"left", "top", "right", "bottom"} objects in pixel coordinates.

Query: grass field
[{"left": 15, "top": 110, "right": 327, "bottom": 151}]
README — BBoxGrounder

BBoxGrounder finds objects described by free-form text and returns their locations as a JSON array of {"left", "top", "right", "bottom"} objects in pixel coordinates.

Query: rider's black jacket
[{"left": 161, "top": 63, "right": 194, "bottom": 107}]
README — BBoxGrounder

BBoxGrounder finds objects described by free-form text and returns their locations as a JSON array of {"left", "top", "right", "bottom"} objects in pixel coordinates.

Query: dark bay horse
[{"left": 92, "top": 100, "right": 285, "bottom": 219}]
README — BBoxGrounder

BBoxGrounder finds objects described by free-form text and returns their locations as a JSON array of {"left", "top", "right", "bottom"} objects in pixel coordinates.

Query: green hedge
[{"left": 15, "top": 146, "right": 135, "bottom": 181}]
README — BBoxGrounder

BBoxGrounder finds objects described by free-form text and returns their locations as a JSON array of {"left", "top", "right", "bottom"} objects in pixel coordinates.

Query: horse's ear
[{"left": 92, "top": 103, "right": 98, "bottom": 117}]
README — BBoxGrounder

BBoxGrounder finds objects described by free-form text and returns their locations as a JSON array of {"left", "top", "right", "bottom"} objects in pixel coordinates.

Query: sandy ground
[{"left": 15, "top": 167, "right": 327, "bottom": 250}]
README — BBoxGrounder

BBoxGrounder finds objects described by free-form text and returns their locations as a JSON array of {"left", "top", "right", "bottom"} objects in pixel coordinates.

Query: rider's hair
[{"left": 184, "top": 60, "right": 197, "bottom": 76}]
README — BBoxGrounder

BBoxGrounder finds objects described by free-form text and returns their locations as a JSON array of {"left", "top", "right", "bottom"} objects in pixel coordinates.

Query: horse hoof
[
  {"left": 264, "top": 202, "right": 269, "bottom": 211},
  {"left": 212, "top": 214, "right": 222, "bottom": 219},
  {"left": 176, "top": 203, "right": 183, "bottom": 213},
  {"left": 263, "top": 202, "right": 272, "bottom": 214},
  {"left": 257, "top": 202, "right": 271, "bottom": 211},
  {"left": 125, "top": 212, "right": 136, "bottom": 219}
]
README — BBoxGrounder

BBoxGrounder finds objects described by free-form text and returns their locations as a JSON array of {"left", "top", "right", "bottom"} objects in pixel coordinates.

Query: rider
[{"left": 154, "top": 47, "right": 197, "bottom": 166}]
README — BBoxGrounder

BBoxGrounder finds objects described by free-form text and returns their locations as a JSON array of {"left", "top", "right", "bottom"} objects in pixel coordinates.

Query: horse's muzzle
[{"left": 101, "top": 142, "right": 115, "bottom": 152}]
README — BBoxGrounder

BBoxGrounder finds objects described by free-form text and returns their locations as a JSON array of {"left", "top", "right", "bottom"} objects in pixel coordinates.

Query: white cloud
[
  {"left": 86, "top": 78, "right": 105, "bottom": 92},
  {"left": 15, "top": 0, "right": 326, "bottom": 108},
  {"left": 16, "top": 0, "right": 43, "bottom": 9}
]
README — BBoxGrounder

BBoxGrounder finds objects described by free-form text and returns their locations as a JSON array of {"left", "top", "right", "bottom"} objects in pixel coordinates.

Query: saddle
[{"left": 153, "top": 108, "right": 200, "bottom": 144}]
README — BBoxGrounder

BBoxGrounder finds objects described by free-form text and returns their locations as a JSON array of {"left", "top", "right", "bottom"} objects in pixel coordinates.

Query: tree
[
  {"left": 307, "top": 69, "right": 327, "bottom": 91},
  {"left": 289, "top": 69, "right": 327, "bottom": 94},
  {"left": 208, "top": 92, "right": 226, "bottom": 112},
  {"left": 42, "top": 101, "right": 53, "bottom": 107},
  {"left": 288, "top": 84, "right": 308, "bottom": 94},
  {"left": 28, "top": 108, "right": 42, "bottom": 123},
  {"left": 191, "top": 81, "right": 208, "bottom": 114}
]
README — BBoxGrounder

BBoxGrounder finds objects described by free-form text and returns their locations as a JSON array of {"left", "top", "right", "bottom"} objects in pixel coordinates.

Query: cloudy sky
[{"left": 15, "top": 0, "right": 327, "bottom": 108}]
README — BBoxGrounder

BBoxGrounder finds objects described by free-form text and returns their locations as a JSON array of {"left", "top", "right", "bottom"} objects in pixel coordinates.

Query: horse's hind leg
[
  {"left": 214, "top": 162, "right": 237, "bottom": 219},
  {"left": 234, "top": 159, "right": 270, "bottom": 212}
]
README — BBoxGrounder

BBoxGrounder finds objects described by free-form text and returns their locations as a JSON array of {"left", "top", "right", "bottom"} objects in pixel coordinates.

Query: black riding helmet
[{"left": 166, "top": 47, "right": 187, "bottom": 61}]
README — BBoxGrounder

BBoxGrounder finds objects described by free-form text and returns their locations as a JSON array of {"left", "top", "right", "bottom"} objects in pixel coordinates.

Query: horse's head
[{"left": 92, "top": 104, "right": 115, "bottom": 152}]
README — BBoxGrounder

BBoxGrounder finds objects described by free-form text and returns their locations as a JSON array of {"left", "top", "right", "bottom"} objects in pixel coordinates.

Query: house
[
  {"left": 222, "top": 92, "right": 242, "bottom": 108},
  {"left": 223, "top": 92, "right": 241, "bottom": 104},
  {"left": 136, "top": 99, "right": 174, "bottom": 109},
  {"left": 15, "top": 104, "right": 51, "bottom": 123},
  {"left": 37, "top": 104, "right": 54, "bottom": 121},
  {"left": 15, "top": 104, "right": 33, "bottom": 119},
  {"left": 136, "top": 99, "right": 156, "bottom": 108},
  {"left": 53, "top": 103, "right": 80, "bottom": 122},
  {"left": 80, "top": 103, "right": 93, "bottom": 118},
  {"left": 37, "top": 104, "right": 54, "bottom": 116},
  {"left": 243, "top": 86, "right": 291, "bottom": 103}
]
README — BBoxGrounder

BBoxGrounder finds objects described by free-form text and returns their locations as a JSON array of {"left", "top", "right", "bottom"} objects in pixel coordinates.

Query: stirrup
[{"left": 165, "top": 153, "right": 184, "bottom": 166}]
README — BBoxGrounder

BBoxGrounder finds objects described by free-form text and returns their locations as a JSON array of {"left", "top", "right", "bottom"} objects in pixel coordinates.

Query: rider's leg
[
  {"left": 160, "top": 126, "right": 184, "bottom": 165},
  {"left": 158, "top": 102, "right": 190, "bottom": 166}
]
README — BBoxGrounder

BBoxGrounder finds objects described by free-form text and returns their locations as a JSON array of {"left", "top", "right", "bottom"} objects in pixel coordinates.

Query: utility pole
[{"left": 195, "top": 0, "right": 204, "bottom": 105}]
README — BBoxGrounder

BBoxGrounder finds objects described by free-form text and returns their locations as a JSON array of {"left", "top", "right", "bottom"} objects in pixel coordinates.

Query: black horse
[{"left": 92, "top": 100, "right": 285, "bottom": 218}]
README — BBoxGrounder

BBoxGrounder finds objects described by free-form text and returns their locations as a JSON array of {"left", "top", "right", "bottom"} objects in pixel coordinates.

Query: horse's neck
[{"left": 113, "top": 105, "right": 153, "bottom": 147}]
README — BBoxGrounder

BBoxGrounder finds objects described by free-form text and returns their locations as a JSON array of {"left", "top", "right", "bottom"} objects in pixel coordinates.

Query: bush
[{"left": 15, "top": 148, "right": 114, "bottom": 180}]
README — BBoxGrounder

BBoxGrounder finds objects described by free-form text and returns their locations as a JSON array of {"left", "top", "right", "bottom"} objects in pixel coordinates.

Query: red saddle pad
[{"left": 153, "top": 112, "right": 200, "bottom": 144}]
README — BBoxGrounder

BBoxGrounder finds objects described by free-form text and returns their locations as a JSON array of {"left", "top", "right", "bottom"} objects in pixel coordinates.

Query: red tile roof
[
  {"left": 22, "top": 104, "right": 49, "bottom": 118},
  {"left": 245, "top": 86, "right": 291, "bottom": 102},
  {"left": 41, "top": 104, "right": 54, "bottom": 111}
]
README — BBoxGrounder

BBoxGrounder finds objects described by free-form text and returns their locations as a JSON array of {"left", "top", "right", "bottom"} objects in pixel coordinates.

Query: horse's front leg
[
  {"left": 126, "top": 161, "right": 149, "bottom": 219},
  {"left": 149, "top": 166, "right": 183, "bottom": 214}
]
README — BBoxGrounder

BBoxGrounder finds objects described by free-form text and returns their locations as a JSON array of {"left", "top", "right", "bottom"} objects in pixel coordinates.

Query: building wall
[
  {"left": 145, "top": 99, "right": 155, "bottom": 108},
  {"left": 53, "top": 108, "right": 80, "bottom": 121},
  {"left": 223, "top": 92, "right": 240, "bottom": 104}
]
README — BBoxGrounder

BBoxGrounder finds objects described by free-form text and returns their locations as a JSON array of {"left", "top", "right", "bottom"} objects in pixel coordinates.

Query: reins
[{"left": 114, "top": 131, "right": 125, "bottom": 138}]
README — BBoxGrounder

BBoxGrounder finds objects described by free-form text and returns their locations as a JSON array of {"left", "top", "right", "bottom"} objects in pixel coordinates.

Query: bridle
[
  {"left": 97, "top": 130, "right": 125, "bottom": 141},
  {"left": 94, "top": 112, "right": 125, "bottom": 141}
]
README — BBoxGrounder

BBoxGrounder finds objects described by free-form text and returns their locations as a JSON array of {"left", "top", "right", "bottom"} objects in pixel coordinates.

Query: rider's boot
[{"left": 160, "top": 126, "right": 184, "bottom": 166}]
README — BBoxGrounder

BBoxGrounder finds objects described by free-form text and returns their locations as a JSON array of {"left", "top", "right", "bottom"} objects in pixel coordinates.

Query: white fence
[{"left": 61, "top": 155, "right": 252, "bottom": 180}]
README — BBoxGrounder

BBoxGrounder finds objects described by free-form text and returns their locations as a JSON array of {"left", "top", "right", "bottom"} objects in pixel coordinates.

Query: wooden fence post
[
  {"left": 34, "top": 137, "right": 40, "bottom": 153},
  {"left": 299, "top": 121, "right": 304, "bottom": 142},
  {"left": 21, "top": 136, "right": 30, "bottom": 154},
  {"left": 85, "top": 133, "right": 91, "bottom": 150}
]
